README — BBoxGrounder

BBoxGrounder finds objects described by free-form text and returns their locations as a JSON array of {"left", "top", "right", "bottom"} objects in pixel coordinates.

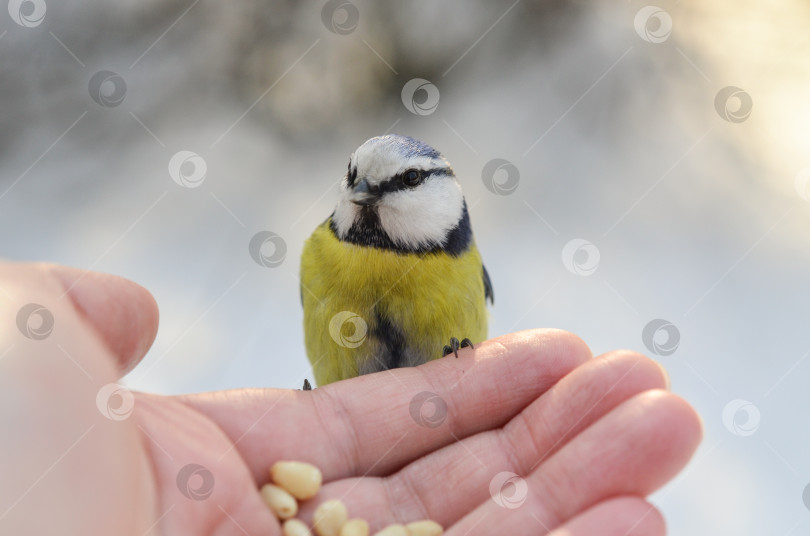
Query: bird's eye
[{"left": 402, "top": 169, "right": 422, "bottom": 187}]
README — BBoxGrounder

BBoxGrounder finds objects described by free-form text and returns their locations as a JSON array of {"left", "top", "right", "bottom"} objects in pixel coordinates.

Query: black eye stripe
[
  {"left": 347, "top": 161, "right": 358, "bottom": 187},
  {"left": 372, "top": 167, "right": 454, "bottom": 194},
  {"left": 418, "top": 167, "right": 454, "bottom": 179}
]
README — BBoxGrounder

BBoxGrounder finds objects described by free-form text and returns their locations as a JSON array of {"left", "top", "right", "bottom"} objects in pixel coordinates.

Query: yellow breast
[{"left": 300, "top": 218, "right": 488, "bottom": 385}]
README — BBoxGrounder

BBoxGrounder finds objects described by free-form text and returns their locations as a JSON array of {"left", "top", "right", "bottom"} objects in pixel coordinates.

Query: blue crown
[{"left": 366, "top": 134, "right": 441, "bottom": 160}]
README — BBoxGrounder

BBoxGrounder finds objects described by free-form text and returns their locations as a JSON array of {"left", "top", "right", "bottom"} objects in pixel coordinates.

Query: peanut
[
  {"left": 313, "top": 499, "right": 348, "bottom": 536},
  {"left": 283, "top": 518, "right": 312, "bottom": 536},
  {"left": 260, "top": 483, "right": 298, "bottom": 520},
  {"left": 405, "top": 520, "right": 443, "bottom": 536},
  {"left": 271, "top": 461, "right": 323, "bottom": 500}
]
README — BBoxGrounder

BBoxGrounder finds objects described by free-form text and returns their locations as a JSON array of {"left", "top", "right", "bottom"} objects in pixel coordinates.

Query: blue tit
[{"left": 300, "top": 134, "right": 493, "bottom": 386}]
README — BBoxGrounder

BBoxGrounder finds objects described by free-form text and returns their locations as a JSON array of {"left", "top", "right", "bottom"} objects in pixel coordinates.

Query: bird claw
[{"left": 442, "top": 337, "right": 474, "bottom": 358}]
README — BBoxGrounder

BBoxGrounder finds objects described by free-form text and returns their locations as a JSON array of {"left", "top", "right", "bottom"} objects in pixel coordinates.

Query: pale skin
[{"left": 0, "top": 263, "right": 702, "bottom": 535}]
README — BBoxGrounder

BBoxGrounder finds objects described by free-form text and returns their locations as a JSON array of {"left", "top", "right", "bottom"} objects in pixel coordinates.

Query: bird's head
[{"left": 333, "top": 134, "right": 466, "bottom": 252}]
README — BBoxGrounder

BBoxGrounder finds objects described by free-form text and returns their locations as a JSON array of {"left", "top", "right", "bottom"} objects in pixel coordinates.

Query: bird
[{"left": 300, "top": 134, "right": 493, "bottom": 386}]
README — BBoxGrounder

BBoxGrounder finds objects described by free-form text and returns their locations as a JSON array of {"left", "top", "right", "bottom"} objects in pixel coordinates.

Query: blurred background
[{"left": 2, "top": 0, "right": 809, "bottom": 533}]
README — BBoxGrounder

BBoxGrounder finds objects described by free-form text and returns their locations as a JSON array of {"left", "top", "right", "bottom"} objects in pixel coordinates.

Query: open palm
[{"left": 1, "top": 264, "right": 701, "bottom": 535}]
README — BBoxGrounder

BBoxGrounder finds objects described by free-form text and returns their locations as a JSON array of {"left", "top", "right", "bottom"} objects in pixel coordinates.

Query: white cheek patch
[
  {"left": 378, "top": 177, "right": 464, "bottom": 249},
  {"left": 332, "top": 196, "right": 358, "bottom": 239}
]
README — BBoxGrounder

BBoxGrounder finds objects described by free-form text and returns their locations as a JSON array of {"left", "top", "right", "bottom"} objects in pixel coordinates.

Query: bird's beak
[{"left": 350, "top": 178, "right": 380, "bottom": 206}]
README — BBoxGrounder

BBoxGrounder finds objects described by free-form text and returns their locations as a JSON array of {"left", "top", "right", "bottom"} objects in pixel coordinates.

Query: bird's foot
[
  {"left": 442, "top": 337, "right": 474, "bottom": 358},
  {"left": 302, "top": 379, "right": 313, "bottom": 391}
]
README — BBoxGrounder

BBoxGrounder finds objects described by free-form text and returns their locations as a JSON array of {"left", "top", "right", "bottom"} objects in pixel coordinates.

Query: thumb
[{"left": 50, "top": 264, "right": 159, "bottom": 375}]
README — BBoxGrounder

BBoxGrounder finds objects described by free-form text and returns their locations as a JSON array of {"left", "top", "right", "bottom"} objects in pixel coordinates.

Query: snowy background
[{"left": 2, "top": 1, "right": 809, "bottom": 533}]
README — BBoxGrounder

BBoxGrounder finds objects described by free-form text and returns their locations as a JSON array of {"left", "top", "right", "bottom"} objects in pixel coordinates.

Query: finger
[
  {"left": 49, "top": 264, "right": 159, "bottom": 374},
  {"left": 180, "top": 328, "right": 591, "bottom": 481},
  {"left": 295, "top": 350, "right": 670, "bottom": 528},
  {"left": 546, "top": 496, "right": 665, "bottom": 536},
  {"left": 0, "top": 263, "right": 150, "bottom": 533},
  {"left": 450, "top": 390, "right": 702, "bottom": 534},
  {"left": 506, "top": 350, "right": 670, "bottom": 470},
  {"left": 135, "top": 394, "right": 280, "bottom": 535}
]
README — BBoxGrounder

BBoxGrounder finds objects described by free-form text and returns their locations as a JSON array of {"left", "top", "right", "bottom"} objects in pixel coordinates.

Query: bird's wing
[{"left": 482, "top": 264, "right": 494, "bottom": 305}]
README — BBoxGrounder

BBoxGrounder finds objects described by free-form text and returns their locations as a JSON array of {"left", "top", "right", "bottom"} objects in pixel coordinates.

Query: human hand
[{"left": 0, "top": 263, "right": 701, "bottom": 535}]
